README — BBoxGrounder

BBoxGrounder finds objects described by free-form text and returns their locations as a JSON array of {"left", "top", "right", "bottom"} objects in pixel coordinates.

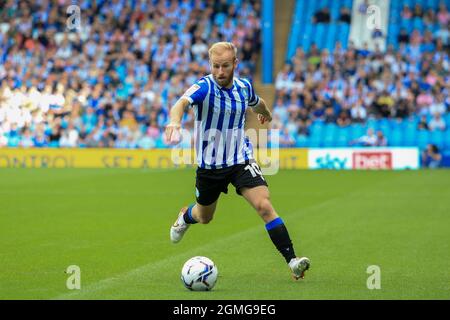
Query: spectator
[
  {"left": 434, "top": 22, "right": 449, "bottom": 47},
  {"left": 48, "top": 124, "right": 62, "bottom": 147},
  {"left": 19, "top": 128, "right": 34, "bottom": 148},
  {"left": 84, "top": 130, "right": 100, "bottom": 148},
  {"left": 191, "top": 37, "right": 209, "bottom": 59},
  {"left": 286, "top": 113, "right": 298, "bottom": 136},
  {"left": 59, "top": 125, "right": 79, "bottom": 148},
  {"left": 275, "top": 64, "right": 294, "bottom": 92},
  {"left": 422, "top": 30, "right": 436, "bottom": 52},
  {"left": 375, "top": 130, "right": 388, "bottom": 146},
  {"left": 297, "top": 119, "right": 310, "bottom": 137},
  {"left": 307, "top": 44, "right": 322, "bottom": 66},
  {"left": 136, "top": 133, "right": 155, "bottom": 149},
  {"left": 372, "top": 28, "right": 384, "bottom": 40},
  {"left": 297, "top": 107, "right": 312, "bottom": 127},
  {"left": 350, "top": 128, "right": 377, "bottom": 146},
  {"left": 428, "top": 113, "right": 446, "bottom": 131},
  {"left": 279, "top": 128, "right": 295, "bottom": 148},
  {"left": 98, "top": 130, "right": 114, "bottom": 148},
  {"left": 375, "top": 91, "right": 395, "bottom": 118},
  {"left": 398, "top": 29, "right": 410, "bottom": 44},
  {"left": 429, "top": 93, "right": 447, "bottom": 116},
  {"left": 312, "top": 100, "right": 326, "bottom": 121},
  {"left": 336, "top": 110, "right": 351, "bottom": 127},
  {"left": 437, "top": 2, "right": 449, "bottom": 25},
  {"left": 358, "top": 0, "right": 369, "bottom": 15},
  {"left": 313, "top": 8, "right": 331, "bottom": 24},
  {"left": 401, "top": 5, "right": 413, "bottom": 20},
  {"left": 339, "top": 7, "right": 352, "bottom": 24},
  {"left": 423, "top": 8, "right": 436, "bottom": 27},
  {"left": 422, "top": 144, "right": 442, "bottom": 168},
  {"left": 417, "top": 115, "right": 430, "bottom": 130},
  {"left": 412, "top": 4, "right": 424, "bottom": 18},
  {"left": 147, "top": 120, "right": 161, "bottom": 140},
  {"left": 33, "top": 130, "right": 48, "bottom": 148},
  {"left": 271, "top": 114, "right": 283, "bottom": 132},
  {"left": 324, "top": 107, "right": 337, "bottom": 123},
  {"left": 350, "top": 100, "right": 367, "bottom": 123},
  {"left": 114, "top": 131, "right": 128, "bottom": 149},
  {"left": 120, "top": 110, "right": 138, "bottom": 132},
  {"left": 394, "top": 99, "right": 411, "bottom": 119},
  {"left": 357, "top": 42, "right": 371, "bottom": 57}
]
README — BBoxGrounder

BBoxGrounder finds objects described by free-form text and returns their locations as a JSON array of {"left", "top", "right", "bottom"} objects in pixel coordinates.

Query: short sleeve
[
  {"left": 182, "top": 78, "right": 208, "bottom": 107},
  {"left": 242, "top": 78, "right": 260, "bottom": 107}
]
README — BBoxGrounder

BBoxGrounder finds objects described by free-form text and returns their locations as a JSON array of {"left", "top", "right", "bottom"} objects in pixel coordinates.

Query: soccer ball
[{"left": 181, "top": 256, "right": 218, "bottom": 291}]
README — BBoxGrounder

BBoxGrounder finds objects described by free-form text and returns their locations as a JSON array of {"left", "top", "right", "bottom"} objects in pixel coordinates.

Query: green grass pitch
[{"left": 1, "top": 168, "right": 449, "bottom": 299}]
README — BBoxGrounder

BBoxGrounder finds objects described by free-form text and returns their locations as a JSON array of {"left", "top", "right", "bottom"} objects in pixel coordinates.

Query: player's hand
[
  {"left": 165, "top": 123, "right": 182, "bottom": 145},
  {"left": 257, "top": 113, "right": 272, "bottom": 125}
]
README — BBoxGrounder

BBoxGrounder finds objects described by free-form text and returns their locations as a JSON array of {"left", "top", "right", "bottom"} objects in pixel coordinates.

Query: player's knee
[{"left": 255, "top": 198, "right": 274, "bottom": 218}]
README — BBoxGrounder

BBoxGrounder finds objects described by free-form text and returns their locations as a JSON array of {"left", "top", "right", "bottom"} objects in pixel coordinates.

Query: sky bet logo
[{"left": 315, "top": 154, "right": 348, "bottom": 169}]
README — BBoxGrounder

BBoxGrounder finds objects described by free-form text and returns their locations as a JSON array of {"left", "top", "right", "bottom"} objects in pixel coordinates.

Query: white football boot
[
  {"left": 289, "top": 257, "right": 310, "bottom": 280},
  {"left": 170, "top": 207, "right": 190, "bottom": 243}
]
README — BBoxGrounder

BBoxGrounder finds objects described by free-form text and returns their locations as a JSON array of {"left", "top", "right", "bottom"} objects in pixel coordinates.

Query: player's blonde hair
[{"left": 208, "top": 42, "right": 237, "bottom": 60}]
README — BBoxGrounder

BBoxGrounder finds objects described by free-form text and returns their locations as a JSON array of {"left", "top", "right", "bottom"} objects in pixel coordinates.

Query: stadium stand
[
  {"left": 0, "top": 0, "right": 261, "bottom": 149},
  {"left": 279, "top": 0, "right": 449, "bottom": 156},
  {"left": 0, "top": 0, "right": 449, "bottom": 166}
]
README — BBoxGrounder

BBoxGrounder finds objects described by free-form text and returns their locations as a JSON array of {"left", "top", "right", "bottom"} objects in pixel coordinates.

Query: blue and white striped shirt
[{"left": 182, "top": 74, "right": 260, "bottom": 169}]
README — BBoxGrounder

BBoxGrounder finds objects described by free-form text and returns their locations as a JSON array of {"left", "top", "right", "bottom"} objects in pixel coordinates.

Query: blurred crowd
[
  {"left": 273, "top": 1, "right": 449, "bottom": 147},
  {"left": 0, "top": 0, "right": 261, "bottom": 148},
  {"left": 1, "top": 0, "right": 449, "bottom": 151}
]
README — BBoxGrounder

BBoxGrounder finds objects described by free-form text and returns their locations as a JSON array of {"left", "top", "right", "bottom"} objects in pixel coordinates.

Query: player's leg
[
  {"left": 170, "top": 199, "right": 219, "bottom": 243},
  {"left": 180, "top": 200, "right": 218, "bottom": 225},
  {"left": 233, "top": 161, "right": 310, "bottom": 279},
  {"left": 170, "top": 167, "right": 224, "bottom": 243},
  {"left": 240, "top": 186, "right": 296, "bottom": 262},
  {"left": 240, "top": 185, "right": 310, "bottom": 279}
]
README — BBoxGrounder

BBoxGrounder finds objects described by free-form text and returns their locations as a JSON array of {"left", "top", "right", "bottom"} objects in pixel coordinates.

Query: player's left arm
[
  {"left": 252, "top": 98, "right": 273, "bottom": 125},
  {"left": 244, "top": 79, "right": 272, "bottom": 125}
]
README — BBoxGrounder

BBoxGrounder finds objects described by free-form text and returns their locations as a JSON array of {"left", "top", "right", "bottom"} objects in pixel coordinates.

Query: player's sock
[
  {"left": 183, "top": 204, "right": 198, "bottom": 224},
  {"left": 265, "top": 217, "right": 296, "bottom": 263}
]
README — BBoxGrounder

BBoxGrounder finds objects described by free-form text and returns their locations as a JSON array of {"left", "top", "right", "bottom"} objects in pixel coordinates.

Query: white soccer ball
[{"left": 181, "top": 256, "right": 218, "bottom": 291}]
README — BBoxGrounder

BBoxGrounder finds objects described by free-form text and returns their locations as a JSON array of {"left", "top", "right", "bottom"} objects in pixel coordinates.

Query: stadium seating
[
  {"left": 287, "top": 0, "right": 352, "bottom": 57},
  {"left": 279, "top": 0, "right": 450, "bottom": 158},
  {"left": 0, "top": 0, "right": 262, "bottom": 150},
  {"left": 387, "top": 0, "right": 447, "bottom": 49},
  {"left": 1, "top": 0, "right": 449, "bottom": 161}
]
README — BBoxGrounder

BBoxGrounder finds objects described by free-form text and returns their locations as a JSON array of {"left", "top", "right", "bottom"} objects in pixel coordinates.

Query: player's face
[{"left": 210, "top": 50, "right": 237, "bottom": 88}]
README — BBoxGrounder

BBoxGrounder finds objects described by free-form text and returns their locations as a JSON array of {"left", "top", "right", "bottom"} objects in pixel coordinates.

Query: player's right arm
[
  {"left": 165, "top": 97, "right": 190, "bottom": 144},
  {"left": 165, "top": 79, "right": 209, "bottom": 144}
]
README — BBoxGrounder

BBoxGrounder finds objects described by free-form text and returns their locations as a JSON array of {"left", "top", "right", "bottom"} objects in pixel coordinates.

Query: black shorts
[{"left": 195, "top": 161, "right": 268, "bottom": 206}]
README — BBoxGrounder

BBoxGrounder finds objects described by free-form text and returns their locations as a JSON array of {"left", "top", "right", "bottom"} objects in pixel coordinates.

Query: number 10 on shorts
[{"left": 244, "top": 163, "right": 265, "bottom": 181}]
